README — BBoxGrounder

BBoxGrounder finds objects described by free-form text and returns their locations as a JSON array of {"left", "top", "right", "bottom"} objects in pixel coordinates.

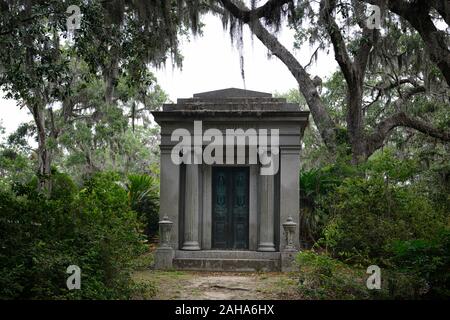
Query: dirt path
[{"left": 133, "top": 270, "right": 301, "bottom": 300}]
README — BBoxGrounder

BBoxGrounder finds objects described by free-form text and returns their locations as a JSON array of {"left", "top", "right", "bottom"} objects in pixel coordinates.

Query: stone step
[
  {"left": 175, "top": 250, "right": 280, "bottom": 260},
  {"left": 173, "top": 257, "right": 281, "bottom": 272}
]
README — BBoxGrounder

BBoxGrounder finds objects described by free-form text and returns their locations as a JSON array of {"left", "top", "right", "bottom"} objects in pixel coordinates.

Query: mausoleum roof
[
  {"left": 152, "top": 88, "right": 310, "bottom": 145},
  {"left": 152, "top": 88, "right": 309, "bottom": 127},
  {"left": 192, "top": 88, "right": 271, "bottom": 98},
  {"left": 160, "top": 87, "right": 304, "bottom": 112}
]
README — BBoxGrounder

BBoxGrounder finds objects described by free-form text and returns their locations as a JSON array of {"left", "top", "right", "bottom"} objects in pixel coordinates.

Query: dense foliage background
[
  {"left": 296, "top": 149, "right": 449, "bottom": 299},
  {"left": 0, "top": 169, "right": 159, "bottom": 299}
]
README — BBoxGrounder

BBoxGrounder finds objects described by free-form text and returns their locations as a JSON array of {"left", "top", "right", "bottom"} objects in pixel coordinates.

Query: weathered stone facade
[{"left": 152, "top": 88, "right": 309, "bottom": 271}]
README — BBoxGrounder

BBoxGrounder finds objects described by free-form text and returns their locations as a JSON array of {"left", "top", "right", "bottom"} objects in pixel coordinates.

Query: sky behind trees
[{"left": 0, "top": 12, "right": 337, "bottom": 136}]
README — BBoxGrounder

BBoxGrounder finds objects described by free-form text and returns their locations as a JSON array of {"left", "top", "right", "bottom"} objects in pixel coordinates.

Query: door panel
[
  {"left": 212, "top": 169, "right": 228, "bottom": 248},
  {"left": 212, "top": 167, "right": 249, "bottom": 249},
  {"left": 232, "top": 168, "right": 249, "bottom": 249}
]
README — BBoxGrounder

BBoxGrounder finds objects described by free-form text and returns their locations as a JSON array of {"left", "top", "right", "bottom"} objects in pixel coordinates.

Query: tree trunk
[
  {"left": 359, "top": 0, "right": 450, "bottom": 86},
  {"left": 347, "top": 77, "right": 366, "bottom": 163},
  {"left": 104, "top": 51, "right": 119, "bottom": 106},
  {"left": 244, "top": 16, "right": 338, "bottom": 153},
  {"left": 220, "top": 0, "right": 450, "bottom": 162},
  {"left": 402, "top": 4, "right": 450, "bottom": 86},
  {"left": 30, "top": 104, "right": 52, "bottom": 192}
]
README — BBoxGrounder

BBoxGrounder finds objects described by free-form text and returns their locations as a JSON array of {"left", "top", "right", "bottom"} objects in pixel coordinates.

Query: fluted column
[
  {"left": 258, "top": 172, "right": 275, "bottom": 251},
  {"left": 182, "top": 150, "right": 201, "bottom": 250}
]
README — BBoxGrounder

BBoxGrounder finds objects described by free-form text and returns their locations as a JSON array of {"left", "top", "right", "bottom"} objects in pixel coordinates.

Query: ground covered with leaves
[{"left": 132, "top": 270, "right": 300, "bottom": 300}]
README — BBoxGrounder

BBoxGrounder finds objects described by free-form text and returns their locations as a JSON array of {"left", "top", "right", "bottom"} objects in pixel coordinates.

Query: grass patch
[{"left": 130, "top": 251, "right": 154, "bottom": 271}]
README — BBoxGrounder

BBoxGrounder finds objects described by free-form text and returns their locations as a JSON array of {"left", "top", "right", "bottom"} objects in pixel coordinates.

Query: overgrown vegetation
[
  {"left": 0, "top": 171, "right": 158, "bottom": 299},
  {"left": 126, "top": 172, "right": 160, "bottom": 238},
  {"left": 296, "top": 149, "right": 450, "bottom": 300}
]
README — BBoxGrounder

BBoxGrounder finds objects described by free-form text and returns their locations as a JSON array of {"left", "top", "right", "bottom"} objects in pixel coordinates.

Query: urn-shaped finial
[
  {"left": 158, "top": 215, "right": 173, "bottom": 248},
  {"left": 282, "top": 216, "right": 297, "bottom": 251}
]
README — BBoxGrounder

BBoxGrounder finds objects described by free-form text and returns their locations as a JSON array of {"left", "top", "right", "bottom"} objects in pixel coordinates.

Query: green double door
[{"left": 212, "top": 167, "right": 249, "bottom": 249}]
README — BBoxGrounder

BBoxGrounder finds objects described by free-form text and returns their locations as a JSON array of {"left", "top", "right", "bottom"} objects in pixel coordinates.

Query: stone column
[
  {"left": 258, "top": 172, "right": 276, "bottom": 252},
  {"left": 159, "top": 147, "right": 180, "bottom": 249},
  {"left": 201, "top": 165, "right": 212, "bottom": 249},
  {"left": 279, "top": 147, "right": 301, "bottom": 251},
  {"left": 248, "top": 165, "right": 258, "bottom": 251},
  {"left": 182, "top": 149, "right": 201, "bottom": 250}
]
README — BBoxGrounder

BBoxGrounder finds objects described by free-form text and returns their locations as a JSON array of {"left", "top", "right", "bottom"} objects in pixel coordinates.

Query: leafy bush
[
  {"left": 0, "top": 172, "right": 149, "bottom": 299},
  {"left": 299, "top": 168, "right": 339, "bottom": 245},
  {"left": 295, "top": 251, "right": 425, "bottom": 300},
  {"left": 296, "top": 150, "right": 450, "bottom": 299},
  {"left": 316, "top": 151, "right": 446, "bottom": 266},
  {"left": 126, "top": 174, "right": 160, "bottom": 238},
  {"left": 318, "top": 175, "right": 444, "bottom": 265},
  {"left": 0, "top": 148, "right": 34, "bottom": 190},
  {"left": 390, "top": 229, "right": 450, "bottom": 299},
  {"left": 296, "top": 251, "right": 370, "bottom": 299},
  {"left": 68, "top": 172, "right": 147, "bottom": 299},
  {"left": 299, "top": 159, "right": 362, "bottom": 247},
  {"left": 49, "top": 171, "right": 78, "bottom": 201}
]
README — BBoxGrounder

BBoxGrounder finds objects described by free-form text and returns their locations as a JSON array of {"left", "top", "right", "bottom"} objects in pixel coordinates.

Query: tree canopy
[{"left": 217, "top": 0, "right": 450, "bottom": 163}]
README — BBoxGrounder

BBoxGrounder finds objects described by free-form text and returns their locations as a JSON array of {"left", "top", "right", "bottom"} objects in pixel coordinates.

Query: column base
[
  {"left": 181, "top": 241, "right": 201, "bottom": 250},
  {"left": 257, "top": 242, "right": 276, "bottom": 252}
]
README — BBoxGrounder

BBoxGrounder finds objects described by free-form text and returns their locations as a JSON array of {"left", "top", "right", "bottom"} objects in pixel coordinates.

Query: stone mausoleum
[{"left": 152, "top": 88, "right": 309, "bottom": 271}]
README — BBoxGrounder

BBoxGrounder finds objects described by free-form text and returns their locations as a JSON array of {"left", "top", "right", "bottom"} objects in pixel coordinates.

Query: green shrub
[
  {"left": 299, "top": 158, "right": 367, "bottom": 247},
  {"left": 126, "top": 174, "right": 159, "bottom": 238},
  {"left": 295, "top": 251, "right": 424, "bottom": 300},
  {"left": 49, "top": 171, "right": 77, "bottom": 201},
  {"left": 299, "top": 168, "right": 341, "bottom": 245},
  {"left": 68, "top": 172, "right": 147, "bottom": 299},
  {"left": 390, "top": 229, "right": 450, "bottom": 299},
  {"left": 318, "top": 174, "right": 445, "bottom": 265},
  {"left": 314, "top": 151, "right": 445, "bottom": 265},
  {"left": 0, "top": 172, "right": 149, "bottom": 299},
  {"left": 295, "top": 251, "right": 370, "bottom": 299},
  {"left": 0, "top": 148, "right": 34, "bottom": 189},
  {"left": 296, "top": 150, "right": 449, "bottom": 299}
]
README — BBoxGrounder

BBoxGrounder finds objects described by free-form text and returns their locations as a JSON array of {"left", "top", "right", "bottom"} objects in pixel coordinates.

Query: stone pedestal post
[
  {"left": 154, "top": 216, "right": 174, "bottom": 270},
  {"left": 280, "top": 216, "right": 298, "bottom": 271}
]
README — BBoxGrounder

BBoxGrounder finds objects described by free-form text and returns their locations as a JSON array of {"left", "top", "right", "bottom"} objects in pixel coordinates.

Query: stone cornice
[{"left": 152, "top": 110, "right": 310, "bottom": 125}]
